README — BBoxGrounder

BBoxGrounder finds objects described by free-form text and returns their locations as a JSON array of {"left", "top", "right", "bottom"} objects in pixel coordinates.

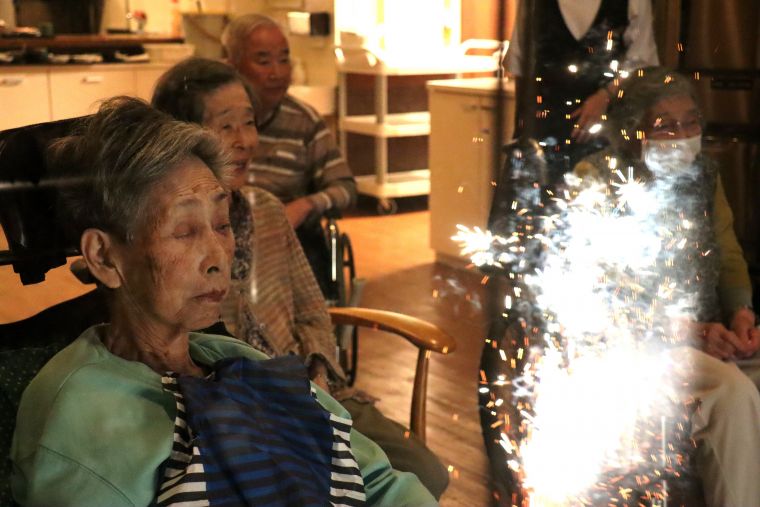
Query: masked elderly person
[
  {"left": 574, "top": 66, "right": 760, "bottom": 507},
  {"left": 150, "top": 57, "right": 449, "bottom": 500},
  {"left": 10, "top": 97, "right": 437, "bottom": 507}
]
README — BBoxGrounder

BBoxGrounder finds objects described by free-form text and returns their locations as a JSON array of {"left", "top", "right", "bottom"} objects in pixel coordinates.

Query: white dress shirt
[{"left": 505, "top": 0, "right": 659, "bottom": 76}]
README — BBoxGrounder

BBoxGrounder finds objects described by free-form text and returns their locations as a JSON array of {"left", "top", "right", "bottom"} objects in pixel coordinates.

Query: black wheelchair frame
[{"left": 323, "top": 216, "right": 365, "bottom": 386}]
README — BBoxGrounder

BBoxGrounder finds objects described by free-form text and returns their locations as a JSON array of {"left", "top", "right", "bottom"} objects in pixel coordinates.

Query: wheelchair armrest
[
  {"left": 327, "top": 306, "right": 456, "bottom": 442},
  {"left": 327, "top": 307, "right": 456, "bottom": 354}
]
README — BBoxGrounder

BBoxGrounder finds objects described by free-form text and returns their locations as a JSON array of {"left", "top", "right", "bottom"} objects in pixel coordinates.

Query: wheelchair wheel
[
  {"left": 339, "top": 233, "right": 356, "bottom": 303},
  {"left": 326, "top": 219, "right": 360, "bottom": 386},
  {"left": 336, "top": 232, "right": 359, "bottom": 385}
]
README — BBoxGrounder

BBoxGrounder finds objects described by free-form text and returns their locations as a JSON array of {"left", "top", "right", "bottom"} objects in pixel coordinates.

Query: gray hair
[
  {"left": 152, "top": 57, "right": 260, "bottom": 124},
  {"left": 221, "top": 14, "right": 283, "bottom": 66},
  {"left": 608, "top": 66, "right": 699, "bottom": 149},
  {"left": 51, "top": 96, "right": 227, "bottom": 244}
]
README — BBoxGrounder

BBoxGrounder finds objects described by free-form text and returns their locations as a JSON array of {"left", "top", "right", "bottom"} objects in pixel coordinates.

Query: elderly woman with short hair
[
  {"left": 10, "top": 97, "right": 436, "bottom": 507},
  {"left": 151, "top": 56, "right": 345, "bottom": 389},
  {"left": 575, "top": 66, "right": 760, "bottom": 507}
]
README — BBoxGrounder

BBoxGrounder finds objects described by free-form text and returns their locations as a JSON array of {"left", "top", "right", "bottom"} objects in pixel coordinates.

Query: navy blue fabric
[
  {"left": 536, "top": 0, "right": 629, "bottom": 99},
  {"left": 177, "top": 356, "right": 334, "bottom": 507}
]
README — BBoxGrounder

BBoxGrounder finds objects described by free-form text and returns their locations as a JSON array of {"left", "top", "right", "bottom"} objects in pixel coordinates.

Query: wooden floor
[
  {"left": 341, "top": 199, "right": 492, "bottom": 507},
  {"left": 0, "top": 198, "right": 493, "bottom": 506}
]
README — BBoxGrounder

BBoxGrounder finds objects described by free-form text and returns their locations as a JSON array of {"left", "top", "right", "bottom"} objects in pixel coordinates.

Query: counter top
[
  {"left": 0, "top": 62, "right": 173, "bottom": 72},
  {"left": 0, "top": 34, "right": 184, "bottom": 50},
  {"left": 426, "top": 77, "right": 515, "bottom": 96}
]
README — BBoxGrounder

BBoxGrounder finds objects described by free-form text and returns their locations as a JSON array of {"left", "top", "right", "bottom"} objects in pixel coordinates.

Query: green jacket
[{"left": 11, "top": 325, "right": 437, "bottom": 507}]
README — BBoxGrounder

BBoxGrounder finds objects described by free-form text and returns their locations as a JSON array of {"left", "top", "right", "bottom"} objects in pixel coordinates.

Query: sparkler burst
[{"left": 471, "top": 154, "right": 709, "bottom": 505}]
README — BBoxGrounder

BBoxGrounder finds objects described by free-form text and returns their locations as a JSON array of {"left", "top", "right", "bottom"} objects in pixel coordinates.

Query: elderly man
[{"left": 222, "top": 14, "right": 357, "bottom": 295}]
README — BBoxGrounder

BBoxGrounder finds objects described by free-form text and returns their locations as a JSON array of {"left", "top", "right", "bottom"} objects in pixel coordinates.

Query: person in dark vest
[
  {"left": 504, "top": 0, "right": 659, "bottom": 181},
  {"left": 481, "top": 66, "right": 760, "bottom": 507}
]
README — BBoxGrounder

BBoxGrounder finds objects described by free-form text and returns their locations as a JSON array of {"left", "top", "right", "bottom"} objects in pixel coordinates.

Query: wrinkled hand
[
  {"left": 698, "top": 322, "right": 751, "bottom": 360},
  {"left": 570, "top": 89, "right": 610, "bottom": 143},
  {"left": 308, "top": 357, "right": 331, "bottom": 392},
  {"left": 285, "top": 197, "right": 316, "bottom": 228},
  {"left": 730, "top": 307, "right": 760, "bottom": 358}
]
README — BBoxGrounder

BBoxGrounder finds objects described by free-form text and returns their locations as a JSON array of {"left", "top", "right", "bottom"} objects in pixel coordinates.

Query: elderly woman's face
[
  {"left": 202, "top": 82, "right": 258, "bottom": 191},
  {"left": 638, "top": 94, "right": 703, "bottom": 173},
  {"left": 643, "top": 95, "right": 702, "bottom": 141},
  {"left": 114, "top": 157, "right": 234, "bottom": 331}
]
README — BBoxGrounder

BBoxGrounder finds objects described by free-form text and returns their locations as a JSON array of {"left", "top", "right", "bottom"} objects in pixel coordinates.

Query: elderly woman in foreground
[
  {"left": 10, "top": 97, "right": 436, "bottom": 507},
  {"left": 150, "top": 57, "right": 450, "bottom": 499},
  {"left": 575, "top": 66, "right": 760, "bottom": 507}
]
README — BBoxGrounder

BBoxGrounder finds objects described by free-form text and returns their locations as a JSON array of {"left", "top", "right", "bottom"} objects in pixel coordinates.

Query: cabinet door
[
  {"left": 478, "top": 95, "right": 517, "bottom": 220},
  {"left": 429, "top": 89, "right": 484, "bottom": 259},
  {"left": 135, "top": 66, "right": 171, "bottom": 102},
  {"left": 49, "top": 67, "right": 136, "bottom": 120},
  {"left": 0, "top": 69, "right": 51, "bottom": 130}
]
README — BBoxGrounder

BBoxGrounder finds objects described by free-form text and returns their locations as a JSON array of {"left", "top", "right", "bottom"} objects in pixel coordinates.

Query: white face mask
[{"left": 641, "top": 135, "right": 701, "bottom": 174}]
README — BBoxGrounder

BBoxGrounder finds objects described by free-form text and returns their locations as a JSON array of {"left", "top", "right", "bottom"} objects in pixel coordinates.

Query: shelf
[
  {"left": 355, "top": 170, "right": 430, "bottom": 199},
  {"left": 340, "top": 112, "right": 430, "bottom": 137},
  {"left": 0, "top": 34, "right": 184, "bottom": 50}
]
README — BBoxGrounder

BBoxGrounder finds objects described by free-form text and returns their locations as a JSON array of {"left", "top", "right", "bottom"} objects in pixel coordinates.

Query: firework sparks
[{"left": 470, "top": 159, "right": 703, "bottom": 505}]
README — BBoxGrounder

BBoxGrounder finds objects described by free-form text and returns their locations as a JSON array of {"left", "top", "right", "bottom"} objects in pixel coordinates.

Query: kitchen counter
[
  {"left": 1, "top": 61, "right": 175, "bottom": 130},
  {"left": 0, "top": 34, "right": 183, "bottom": 50}
]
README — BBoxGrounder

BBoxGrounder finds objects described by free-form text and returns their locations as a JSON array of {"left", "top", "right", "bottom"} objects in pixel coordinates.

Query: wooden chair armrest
[
  {"left": 327, "top": 307, "right": 457, "bottom": 354},
  {"left": 327, "top": 306, "right": 456, "bottom": 442}
]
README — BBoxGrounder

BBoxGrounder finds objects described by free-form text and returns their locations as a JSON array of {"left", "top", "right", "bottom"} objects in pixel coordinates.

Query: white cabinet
[
  {"left": 49, "top": 67, "right": 137, "bottom": 120},
  {"left": 0, "top": 64, "right": 172, "bottom": 128},
  {"left": 135, "top": 66, "right": 171, "bottom": 102},
  {"left": 427, "top": 78, "right": 516, "bottom": 264},
  {"left": 0, "top": 68, "right": 51, "bottom": 131}
]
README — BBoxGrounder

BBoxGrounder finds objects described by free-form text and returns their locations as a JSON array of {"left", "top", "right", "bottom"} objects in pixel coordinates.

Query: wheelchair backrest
[{"left": 0, "top": 117, "right": 86, "bottom": 285}]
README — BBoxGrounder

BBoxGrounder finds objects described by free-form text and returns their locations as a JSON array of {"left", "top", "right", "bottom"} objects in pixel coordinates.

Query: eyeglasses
[{"left": 647, "top": 113, "right": 703, "bottom": 138}]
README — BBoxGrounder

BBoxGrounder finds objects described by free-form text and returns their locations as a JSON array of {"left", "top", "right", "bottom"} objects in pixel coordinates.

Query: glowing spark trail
[{"left": 465, "top": 162, "right": 703, "bottom": 505}]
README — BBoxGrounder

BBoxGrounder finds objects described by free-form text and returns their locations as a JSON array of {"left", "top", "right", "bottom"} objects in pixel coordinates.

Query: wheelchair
[
  {"left": 322, "top": 212, "right": 365, "bottom": 386},
  {"left": 291, "top": 205, "right": 365, "bottom": 386},
  {"left": 0, "top": 116, "right": 455, "bottom": 506}
]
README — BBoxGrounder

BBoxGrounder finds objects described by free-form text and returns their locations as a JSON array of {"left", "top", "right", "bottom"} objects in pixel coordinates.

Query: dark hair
[
  {"left": 151, "top": 57, "right": 259, "bottom": 124},
  {"left": 51, "top": 96, "right": 227, "bottom": 243}
]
